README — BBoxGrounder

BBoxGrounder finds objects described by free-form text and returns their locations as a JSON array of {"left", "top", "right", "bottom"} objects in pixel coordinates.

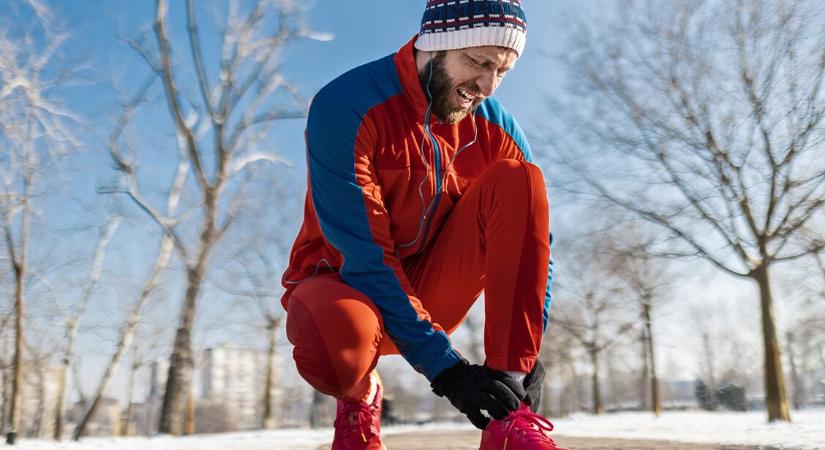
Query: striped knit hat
[{"left": 415, "top": 0, "right": 527, "bottom": 56}]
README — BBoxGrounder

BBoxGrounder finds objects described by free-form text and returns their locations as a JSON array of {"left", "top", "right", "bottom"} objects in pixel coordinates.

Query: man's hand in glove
[
  {"left": 430, "top": 358, "right": 525, "bottom": 429},
  {"left": 523, "top": 358, "right": 545, "bottom": 413}
]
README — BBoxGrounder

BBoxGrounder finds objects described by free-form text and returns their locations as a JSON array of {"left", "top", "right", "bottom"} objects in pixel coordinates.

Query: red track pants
[{"left": 284, "top": 159, "right": 551, "bottom": 400}]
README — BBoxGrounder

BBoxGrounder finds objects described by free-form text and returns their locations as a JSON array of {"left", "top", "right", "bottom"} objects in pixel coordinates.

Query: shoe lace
[
  {"left": 335, "top": 400, "right": 378, "bottom": 444},
  {"left": 504, "top": 408, "right": 559, "bottom": 446}
]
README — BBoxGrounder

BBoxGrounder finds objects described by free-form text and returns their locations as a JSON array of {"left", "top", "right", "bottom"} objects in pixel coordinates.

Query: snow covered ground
[
  {"left": 10, "top": 424, "right": 466, "bottom": 450},
  {"left": 11, "top": 410, "right": 825, "bottom": 449},
  {"left": 551, "top": 409, "right": 825, "bottom": 450}
]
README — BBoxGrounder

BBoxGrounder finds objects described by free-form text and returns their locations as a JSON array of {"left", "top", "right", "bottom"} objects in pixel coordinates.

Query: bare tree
[
  {"left": 210, "top": 241, "right": 285, "bottom": 430},
  {"left": 549, "top": 0, "right": 825, "bottom": 421},
  {"left": 785, "top": 331, "right": 804, "bottom": 411},
  {"left": 784, "top": 256, "right": 825, "bottom": 410},
  {"left": 701, "top": 330, "right": 719, "bottom": 411},
  {"left": 52, "top": 216, "right": 121, "bottom": 440},
  {"left": 552, "top": 244, "right": 635, "bottom": 414},
  {"left": 103, "top": 0, "right": 326, "bottom": 435},
  {"left": 603, "top": 226, "right": 673, "bottom": 416},
  {"left": 120, "top": 337, "right": 148, "bottom": 437},
  {"left": 208, "top": 169, "right": 301, "bottom": 430},
  {"left": 807, "top": 255, "right": 825, "bottom": 374},
  {"left": 0, "top": 4, "right": 79, "bottom": 443},
  {"left": 72, "top": 80, "right": 180, "bottom": 440},
  {"left": 71, "top": 230, "right": 173, "bottom": 439}
]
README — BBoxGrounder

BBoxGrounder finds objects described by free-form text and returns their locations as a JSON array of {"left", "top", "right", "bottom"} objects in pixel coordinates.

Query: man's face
[{"left": 419, "top": 46, "right": 518, "bottom": 124}]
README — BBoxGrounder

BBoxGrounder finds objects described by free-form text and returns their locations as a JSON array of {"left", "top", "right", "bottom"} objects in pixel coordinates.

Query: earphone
[{"left": 398, "top": 52, "right": 479, "bottom": 251}]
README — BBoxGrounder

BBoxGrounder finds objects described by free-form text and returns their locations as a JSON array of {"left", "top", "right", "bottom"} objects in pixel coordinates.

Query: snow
[
  {"left": 551, "top": 409, "right": 825, "bottom": 450},
  {"left": 11, "top": 410, "right": 825, "bottom": 449},
  {"left": 13, "top": 429, "right": 332, "bottom": 450},
  {"left": 11, "top": 424, "right": 466, "bottom": 450}
]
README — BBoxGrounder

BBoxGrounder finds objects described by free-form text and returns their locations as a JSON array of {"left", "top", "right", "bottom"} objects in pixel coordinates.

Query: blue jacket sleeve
[{"left": 305, "top": 85, "right": 461, "bottom": 381}]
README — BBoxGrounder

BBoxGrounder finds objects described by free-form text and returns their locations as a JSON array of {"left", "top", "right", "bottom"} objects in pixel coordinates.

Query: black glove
[
  {"left": 523, "top": 359, "right": 545, "bottom": 413},
  {"left": 431, "top": 358, "right": 526, "bottom": 429}
]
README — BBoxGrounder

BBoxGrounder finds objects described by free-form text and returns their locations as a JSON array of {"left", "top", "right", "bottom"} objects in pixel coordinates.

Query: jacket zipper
[{"left": 418, "top": 122, "right": 443, "bottom": 253}]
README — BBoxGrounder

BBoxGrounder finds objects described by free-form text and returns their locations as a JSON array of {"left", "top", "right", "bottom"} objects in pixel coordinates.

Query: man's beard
[{"left": 418, "top": 53, "right": 482, "bottom": 124}]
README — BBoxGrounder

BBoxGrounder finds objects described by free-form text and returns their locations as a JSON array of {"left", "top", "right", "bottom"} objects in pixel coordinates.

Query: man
[{"left": 281, "top": 1, "right": 562, "bottom": 449}]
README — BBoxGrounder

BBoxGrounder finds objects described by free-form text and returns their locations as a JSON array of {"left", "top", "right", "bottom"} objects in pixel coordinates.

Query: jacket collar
[{"left": 394, "top": 35, "right": 433, "bottom": 124}]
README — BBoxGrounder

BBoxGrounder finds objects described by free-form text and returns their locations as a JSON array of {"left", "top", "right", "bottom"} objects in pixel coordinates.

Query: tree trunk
[
  {"left": 701, "top": 332, "right": 718, "bottom": 411},
  {"left": 31, "top": 368, "right": 45, "bottom": 437},
  {"left": 0, "top": 367, "right": 7, "bottom": 434},
  {"left": 159, "top": 186, "right": 218, "bottom": 435},
  {"left": 590, "top": 350, "right": 604, "bottom": 415},
  {"left": 184, "top": 386, "right": 195, "bottom": 435},
  {"left": 786, "top": 332, "right": 802, "bottom": 410},
  {"left": 53, "top": 361, "right": 66, "bottom": 440},
  {"left": 56, "top": 216, "right": 119, "bottom": 440},
  {"left": 54, "top": 317, "right": 80, "bottom": 440},
  {"left": 120, "top": 360, "right": 138, "bottom": 436},
  {"left": 752, "top": 264, "right": 791, "bottom": 422},
  {"left": 643, "top": 302, "right": 661, "bottom": 416},
  {"left": 7, "top": 262, "right": 25, "bottom": 445},
  {"left": 604, "top": 350, "right": 618, "bottom": 409},
  {"left": 72, "top": 307, "right": 141, "bottom": 440},
  {"left": 158, "top": 266, "right": 204, "bottom": 435},
  {"left": 639, "top": 328, "right": 650, "bottom": 411},
  {"left": 262, "top": 319, "right": 278, "bottom": 429},
  {"left": 146, "top": 361, "right": 160, "bottom": 437},
  {"left": 72, "top": 364, "right": 87, "bottom": 407},
  {"left": 74, "top": 235, "right": 171, "bottom": 440},
  {"left": 798, "top": 330, "right": 812, "bottom": 409}
]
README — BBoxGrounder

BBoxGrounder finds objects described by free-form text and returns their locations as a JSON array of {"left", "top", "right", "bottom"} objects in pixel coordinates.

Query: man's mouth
[{"left": 456, "top": 87, "right": 480, "bottom": 109}]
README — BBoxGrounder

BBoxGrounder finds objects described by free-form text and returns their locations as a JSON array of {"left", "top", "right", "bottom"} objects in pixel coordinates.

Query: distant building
[{"left": 198, "top": 344, "right": 269, "bottom": 431}]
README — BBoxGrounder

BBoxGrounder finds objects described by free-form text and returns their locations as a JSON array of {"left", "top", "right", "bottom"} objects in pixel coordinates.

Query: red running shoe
[
  {"left": 331, "top": 378, "right": 385, "bottom": 450},
  {"left": 479, "top": 403, "right": 566, "bottom": 450}
]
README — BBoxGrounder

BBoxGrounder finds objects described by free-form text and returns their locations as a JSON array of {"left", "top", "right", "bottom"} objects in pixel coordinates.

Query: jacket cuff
[{"left": 422, "top": 349, "right": 463, "bottom": 382}]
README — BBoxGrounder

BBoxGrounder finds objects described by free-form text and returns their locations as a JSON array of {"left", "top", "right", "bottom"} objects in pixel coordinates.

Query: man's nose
[{"left": 475, "top": 71, "right": 498, "bottom": 98}]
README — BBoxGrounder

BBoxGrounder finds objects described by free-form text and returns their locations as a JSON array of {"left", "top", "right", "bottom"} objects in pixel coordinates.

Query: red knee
[
  {"left": 483, "top": 159, "right": 548, "bottom": 203},
  {"left": 487, "top": 159, "right": 546, "bottom": 184},
  {"left": 285, "top": 276, "right": 383, "bottom": 398}
]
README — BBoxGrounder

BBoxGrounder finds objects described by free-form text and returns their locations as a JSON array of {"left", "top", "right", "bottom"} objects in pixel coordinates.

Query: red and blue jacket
[{"left": 282, "top": 36, "right": 552, "bottom": 381}]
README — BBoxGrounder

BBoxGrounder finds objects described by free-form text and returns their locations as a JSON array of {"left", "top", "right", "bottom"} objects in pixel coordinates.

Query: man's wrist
[{"left": 423, "top": 348, "right": 463, "bottom": 382}]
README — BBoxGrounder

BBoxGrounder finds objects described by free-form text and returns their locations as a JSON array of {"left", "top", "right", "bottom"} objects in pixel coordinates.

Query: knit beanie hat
[{"left": 414, "top": 0, "right": 527, "bottom": 56}]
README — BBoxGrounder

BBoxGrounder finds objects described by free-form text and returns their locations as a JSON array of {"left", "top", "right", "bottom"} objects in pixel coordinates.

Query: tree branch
[
  {"left": 154, "top": 0, "right": 210, "bottom": 191},
  {"left": 186, "top": 0, "right": 215, "bottom": 119}
]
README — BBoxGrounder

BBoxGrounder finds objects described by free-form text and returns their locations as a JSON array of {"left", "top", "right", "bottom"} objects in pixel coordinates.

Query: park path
[{"left": 316, "top": 429, "right": 787, "bottom": 450}]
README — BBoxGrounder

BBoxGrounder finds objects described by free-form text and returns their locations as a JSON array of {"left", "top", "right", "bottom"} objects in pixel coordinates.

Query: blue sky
[{"left": 48, "top": 0, "right": 582, "bottom": 164}]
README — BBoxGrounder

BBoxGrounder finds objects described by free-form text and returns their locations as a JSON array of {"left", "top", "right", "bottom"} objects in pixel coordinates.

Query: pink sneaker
[
  {"left": 479, "top": 403, "right": 566, "bottom": 450},
  {"left": 331, "top": 382, "right": 385, "bottom": 450}
]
